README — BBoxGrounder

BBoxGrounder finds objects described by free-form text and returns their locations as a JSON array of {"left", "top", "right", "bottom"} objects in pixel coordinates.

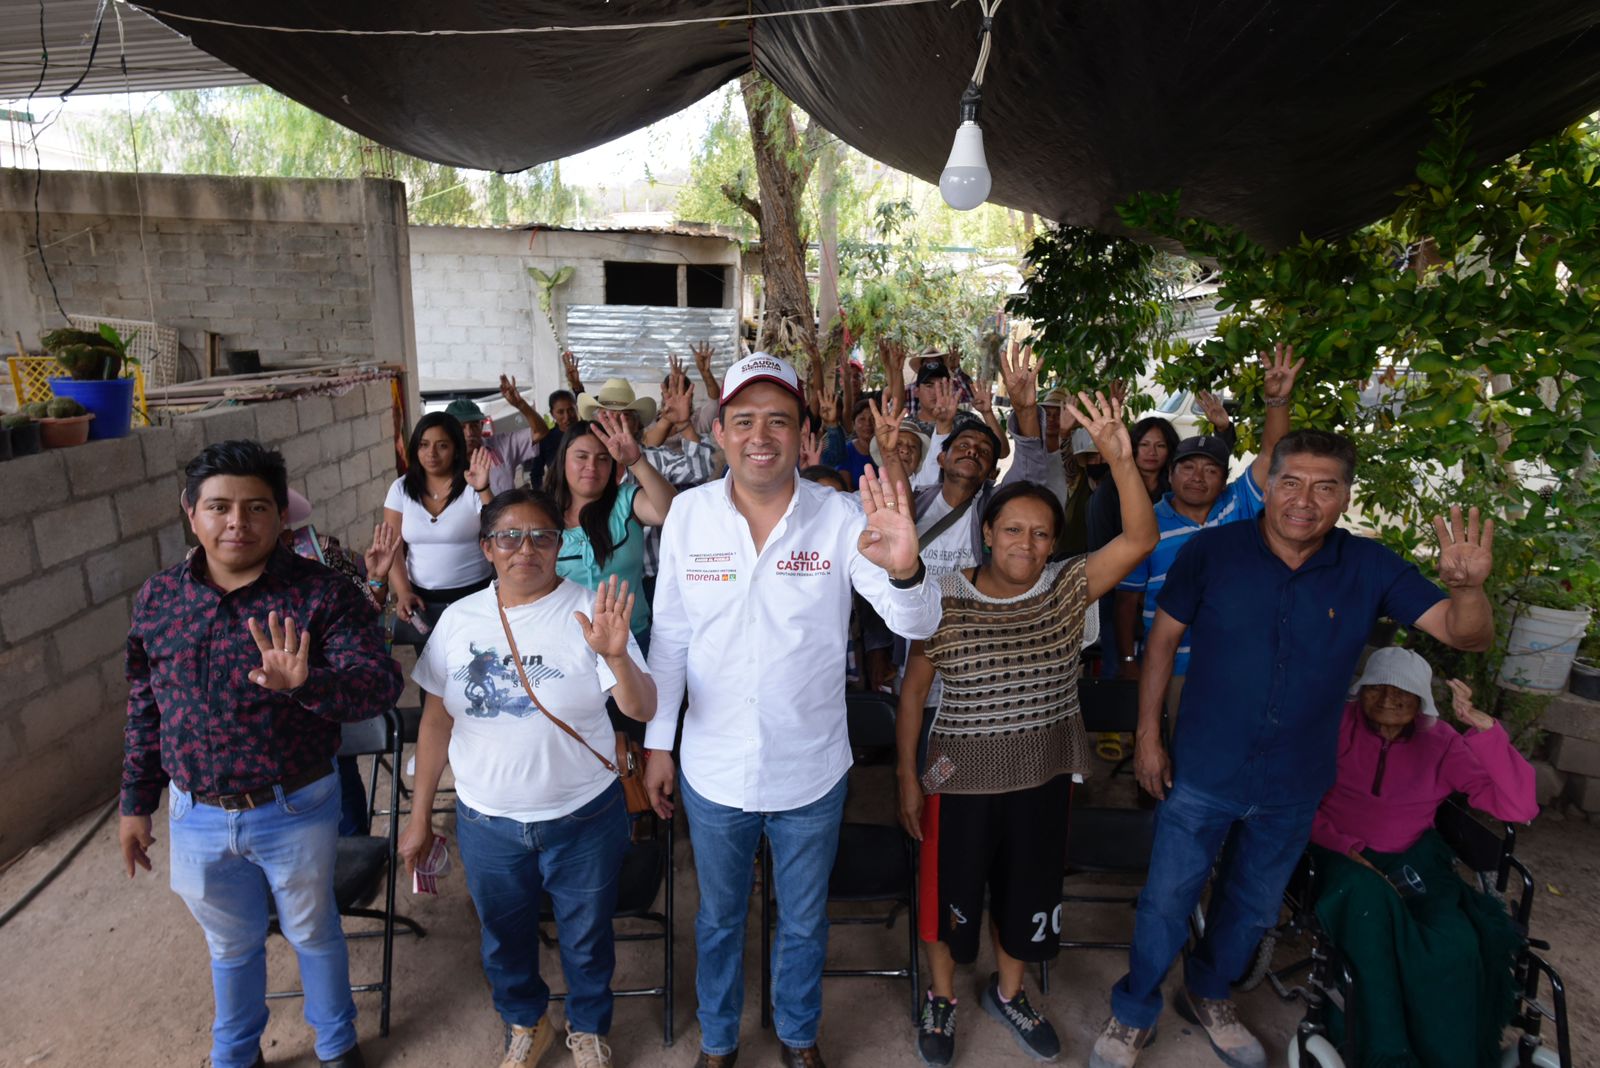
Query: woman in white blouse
[{"left": 383, "top": 412, "right": 494, "bottom": 646}]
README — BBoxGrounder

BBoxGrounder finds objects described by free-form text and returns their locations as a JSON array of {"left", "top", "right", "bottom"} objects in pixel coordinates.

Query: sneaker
[
  {"left": 1174, "top": 988, "right": 1266, "bottom": 1068},
  {"left": 980, "top": 973, "right": 1061, "bottom": 1062},
  {"left": 502, "top": 1019, "right": 555, "bottom": 1068},
  {"left": 564, "top": 1028, "right": 612, "bottom": 1068},
  {"left": 1088, "top": 1016, "right": 1156, "bottom": 1068},
  {"left": 916, "top": 991, "right": 958, "bottom": 1066}
]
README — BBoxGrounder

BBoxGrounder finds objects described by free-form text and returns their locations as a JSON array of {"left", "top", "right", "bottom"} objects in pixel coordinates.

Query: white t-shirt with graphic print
[{"left": 411, "top": 579, "right": 650, "bottom": 822}]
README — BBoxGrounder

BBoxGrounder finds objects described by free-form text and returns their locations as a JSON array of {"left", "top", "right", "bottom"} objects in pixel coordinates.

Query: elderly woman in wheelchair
[{"left": 1305, "top": 647, "right": 1538, "bottom": 1068}]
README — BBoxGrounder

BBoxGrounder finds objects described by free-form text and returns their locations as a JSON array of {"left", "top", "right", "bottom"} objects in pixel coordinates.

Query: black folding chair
[
  {"left": 368, "top": 701, "right": 456, "bottom": 821},
  {"left": 761, "top": 693, "right": 921, "bottom": 1027},
  {"left": 538, "top": 814, "right": 677, "bottom": 1046},
  {"left": 268, "top": 709, "right": 424, "bottom": 1037}
]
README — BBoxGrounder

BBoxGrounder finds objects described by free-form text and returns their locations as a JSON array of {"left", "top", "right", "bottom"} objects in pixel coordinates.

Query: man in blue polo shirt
[{"left": 1089, "top": 428, "right": 1495, "bottom": 1068}]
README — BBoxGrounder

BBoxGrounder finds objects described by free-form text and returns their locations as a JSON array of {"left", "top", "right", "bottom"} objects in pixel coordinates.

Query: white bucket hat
[{"left": 1350, "top": 646, "right": 1439, "bottom": 716}]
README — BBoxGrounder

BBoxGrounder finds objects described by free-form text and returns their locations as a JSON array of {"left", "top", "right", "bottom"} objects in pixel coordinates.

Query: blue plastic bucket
[{"left": 49, "top": 376, "right": 135, "bottom": 440}]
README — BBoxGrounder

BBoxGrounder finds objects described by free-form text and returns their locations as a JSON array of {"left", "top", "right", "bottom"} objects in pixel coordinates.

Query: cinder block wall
[{"left": 0, "top": 381, "right": 397, "bottom": 862}]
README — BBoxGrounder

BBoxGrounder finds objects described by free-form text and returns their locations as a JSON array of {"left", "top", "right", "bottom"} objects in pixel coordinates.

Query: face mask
[{"left": 1085, "top": 462, "right": 1111, "bottom": 481}]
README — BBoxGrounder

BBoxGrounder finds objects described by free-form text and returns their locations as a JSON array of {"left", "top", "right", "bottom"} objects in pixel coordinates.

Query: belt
[{"left": 193, "top": 766, "right": 333, "bottom": 811}]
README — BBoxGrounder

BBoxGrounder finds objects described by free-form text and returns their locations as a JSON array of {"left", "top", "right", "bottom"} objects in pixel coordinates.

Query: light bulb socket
[{"left": 959, "top": 82, "right": 983, "bottom": 125}]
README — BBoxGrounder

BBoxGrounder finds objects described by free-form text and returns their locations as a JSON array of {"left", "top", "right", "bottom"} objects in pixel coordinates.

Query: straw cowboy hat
[{"left": 576, "top": 378, "right": 657, "bottom": 424}]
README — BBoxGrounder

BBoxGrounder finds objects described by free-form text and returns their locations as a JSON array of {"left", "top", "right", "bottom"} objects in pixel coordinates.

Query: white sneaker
[{"left": 565, "top": 1028, "right": 613, "bottom": 1068}]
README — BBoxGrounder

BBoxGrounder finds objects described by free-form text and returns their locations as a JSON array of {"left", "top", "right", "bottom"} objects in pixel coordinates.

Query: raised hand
[
  {"left": 1262, "top": 342, "right": 1304, "bottom": 403},
  {"left": 926, "top": 378, "right": 959, "bottom": 426},
  {"left": 659, "top": 373, "right": 693, "bottom": 426},
  {"left": 691, "top": 340, "right": 715, "bottom": 377},
  {"left": 800, "top": 426, "right": 823, "bottom": 468},
  {"left": 1445, "top": 678, "right": 1497, "bottom": 732},
  {"left": 1062, "top": 391, "right": 1132, "bottom": 464},
  {"left": 246, "top": 611, "right": 312, "bottom": 691},
  {"left": 363, "top": 521, "right": 399, "bottom": 582},
  {"left": 593, "top": 407, "right": 643, "bottom": 468},
  {"left": 499, "top": 373, "right": 533, "bottom": 415},
  {"left": 817, "top": 357, "right": 839, "bottom": 427},
  {"left": 869, "top": 395, "right": 902, "bottom": 453},
  {"left": 465, "top": 446, "right": 493, "bottom": 490},
  {"left": 856, "top": 463, "right": 920, "bottom": 578},
  {"left": 998, "top": 340, "right": 1040, "bottom": 410},
  {"left": 1433, "top": 505, "right": 1494, "bottom": 589},
  {"left": 1196, "top": 389, "right": 1231, "bottom": 429},
  {"left": 575, "top": 575, "right": 636, "bottom": 658},
  {"left": 561, "top": 349, "right": 584, "bottom": 392},
  {"left": 1109, "top": 378, "right": 1129, "bottom": 408},
  {"left": 971, "top": 377, "right": 994, "bottom": 415}
]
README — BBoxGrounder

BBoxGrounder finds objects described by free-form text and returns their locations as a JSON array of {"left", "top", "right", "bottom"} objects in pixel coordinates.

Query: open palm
[{"left": 857, "top": 464, "right": 919, "bottom": 577}]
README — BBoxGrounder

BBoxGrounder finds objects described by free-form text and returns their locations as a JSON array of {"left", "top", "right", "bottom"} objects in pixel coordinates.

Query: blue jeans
[
  {"left": 679, "top": 771, "right": 848, "bottom": 1054},
  {"left": 455, "top": 781, "right": 630, "bottom": 1034},
  {"left": 167, "top": 766, "right": 356, "bottom": 1068},
  {"left": 1111, "top": 780, "right": 1318, "bottom": 1029}
]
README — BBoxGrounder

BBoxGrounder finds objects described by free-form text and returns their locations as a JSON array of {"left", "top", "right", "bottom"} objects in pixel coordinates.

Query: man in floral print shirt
[{"left": 118, "top": 440, "right": 403, "bottom": 1068}]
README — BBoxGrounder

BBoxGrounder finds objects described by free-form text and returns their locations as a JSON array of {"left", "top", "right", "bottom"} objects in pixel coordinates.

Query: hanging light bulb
[{"left": 940, "top": 83, "right": 990, "bottom": 211}]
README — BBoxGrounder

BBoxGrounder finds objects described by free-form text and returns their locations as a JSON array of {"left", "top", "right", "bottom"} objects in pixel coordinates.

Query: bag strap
[
  {"left": 496, "top": 593, "right": 619, "bottom": 775},
  {"left": 917, "top": 493, "right": 976, "bottom": 551}
]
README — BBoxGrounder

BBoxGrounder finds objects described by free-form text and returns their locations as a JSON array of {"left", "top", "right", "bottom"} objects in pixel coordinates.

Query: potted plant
[
  {"left": 1572, "top": 623, "right": 1600, "bottom": 701},
  {"left": 35, "top": 396, "right": 95, "bottom": 449},
  {"left": 41, "top": 324, "right": 139, "bottom": 440},
  {"left": 3, "top": 410, "right": 42, "bottom": 457}
]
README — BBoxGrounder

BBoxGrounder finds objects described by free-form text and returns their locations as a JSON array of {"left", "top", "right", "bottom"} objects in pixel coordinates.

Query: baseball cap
[
  {"left": 720, "top": 351, "right": 803, "bottom": 405},
  {"left": 914, "top": 359, "right": 952, "bottom": 386},
  {"left": 1171, "top": 434, "right": 1230, "bottom": 469},
  {"left": 1069, "top": 427, "right": 1098, "bottom": 455},
  {"left": 444, "top": 398, "right": 486, "bottom": 423}
]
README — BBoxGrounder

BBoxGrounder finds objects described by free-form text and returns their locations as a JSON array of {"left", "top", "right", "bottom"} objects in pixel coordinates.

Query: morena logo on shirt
[{"left": 775, "top": 550, "right": 832, "bottom": 575}]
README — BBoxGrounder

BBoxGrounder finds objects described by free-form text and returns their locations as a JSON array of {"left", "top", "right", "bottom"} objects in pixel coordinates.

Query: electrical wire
[
  {"left": 113, "top": 0, "right": 159, "bottom": 326},
  {"left": 130, "top": 0, "right": 940, "bottom": 36},
  {"left": 967, "top": 0, "right": 1003, "bottom": 89},
  {"left": 25, "top": 0, "right": 70, "bottom": 322}
]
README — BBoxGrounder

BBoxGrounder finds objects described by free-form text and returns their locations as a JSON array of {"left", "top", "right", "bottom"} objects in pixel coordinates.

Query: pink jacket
[{"left": 1311, "top": 701, "right": 1539, "bottom": 856}]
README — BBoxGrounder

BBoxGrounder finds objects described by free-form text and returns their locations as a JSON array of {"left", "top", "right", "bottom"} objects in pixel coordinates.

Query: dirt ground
[{"left": 1, "top": 759, "right": 1589, "bottom": 1068}]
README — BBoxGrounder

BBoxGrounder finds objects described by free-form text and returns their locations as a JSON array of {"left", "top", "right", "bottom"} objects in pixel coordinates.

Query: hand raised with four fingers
[
  {"left": 660, "top": 373, "right": 693, "bottom": 426},
  {"left": 1262, "top": 341, "right": 1305, "bottom": 402},
  {"left": 1445, "top": 678, "right": 1497, "bottom": 732},
  {"left": 575, "top": 575, "right": 636, "bottom": 659},
  {"left": 1433, "top": 505, "right": 1494, "bottom": 589},
  {"left": 1196, "top": 388, "right": 1231, "bottom": 429},
  {"left": 998, "top": 340, "right": 1040, "bottom": 409},
  {"left": 971, "top": 377, "right": 994, "bottom": 416},
  {"left": 691, "top": 340, "right": 716, "bottom": 377},
  {"left": 869, "top": 395, "right": 902, "bottom": 453},
  {"left": 246, "top": 611, "right": 311, "bottom": 691},
  {"left": 593, "top": 407, "right": 643, "bottom": 468},
  {"left": 856, "top": 463, "right": 920, "bottom": 578},
  {"left": 800, "top": 426, "right": 823, "bottom": 468},
  {"left": 925, "top": 378, "right": 959, "bottom": 426},
  {"left": 1062, "top": 390, "right": 1132, "bottom": 464},
  {"left": 561, "top": 349, "right": 584, "bottom": 390},
  {"left": 465, "top": 446, "right": 494, "bottom": 490},
  {"left": 363, "top": 521, "right": 399, "bottom": 582}
]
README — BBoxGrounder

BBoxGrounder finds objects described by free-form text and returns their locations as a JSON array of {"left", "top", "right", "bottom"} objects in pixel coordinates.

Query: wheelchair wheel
[
  {"left": 1288, "top": 1034, "right": 1344, "bottom": 1068},
  {"left": 1233, "top": 929, "right": 1278, "bottom": 992},
  {"left": 1500, "top": 1045, "right": 1561, "bottom": 1068}
]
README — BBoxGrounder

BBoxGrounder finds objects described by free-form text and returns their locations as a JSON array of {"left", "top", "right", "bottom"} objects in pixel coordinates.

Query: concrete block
[
  {"left": 173, "top": 421, "right": 204, "bottom": 466},
  {"left": 305, "top": 463, "right": 343, "bottom": 506},
  {"left": 206, "top": 284, "right": 252, "bottom": 303},
  {"left": 278, "top": 432, "right": 323, "bottom": 478},
  {"left": 63, "top": 435, "right": 145, "bottom": 497},
  {"left": 1563, "top": 773, "right": 1600, "bottom": 815},
  {"left": 1531, "top": 759, "right": 1566, "bottom": 807},
  {"left": 0, "top": 567, "right": 88, "bottom": 643},
  {"left": 52, "top": 597, "right": 131, "bottom": 674},
  {"left": 278, "top": 304, "right": 326, "bottom": 322},
  {"left": 83, "top": 534, "right": 157, "bottom": 605},
  {"left": 318, "top": 420, "right": 353, "bottom": 459},
  {"left": 297, "top": 395, "right": 334, "bottom": 431},
  {"left": 323, "top": 486, "right": 360, "bottom": 534},
  {"left": 189, "top": 405, "right": 259, "bottom": 446},
  {"left": 32, "top": 497, "right": 119, "bottom": 570},
  {"left": 156, "top": 521, "right": 190, "bottom": 568},
  {"left": 160, "top": 282, "right": 208, "bottom": 302},
  {"left": 253, "top": 400, "right": 299, "bottom": 443},
  {"left": 0, "top": 522, "right": 38, "bottom": 587},
  {"left": 140, "top": 428, "right": 178, "bottom": 480},
  {"left": 15, "top": 673, "right": 103, "bottom": 752},
  {"left": 332, "top": 388, "right": 366, "bottom": 421},
  {"left": 339, "top": 450, "right": 371, "bottom": 490},
  {"left": 0, "top": 638, "right": 53, "bottom": 705},
  {"left": 1550, "top": 734, "right": 1600, "bottom": 778},
  {"left": 1536, "top": 692, "right": 1600, "bottom": 744},
  {"left": 114, "top": 474, "right": 182, "bottom": 536},
  {"left": 100, "top": 651, "right": 130, "bottom": 713},
  {"left": 0, "top": 451, "right": 70, "bottom": 521}
]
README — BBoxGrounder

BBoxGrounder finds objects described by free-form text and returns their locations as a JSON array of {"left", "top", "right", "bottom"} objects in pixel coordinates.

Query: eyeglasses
[{"left": 484, "top": 528, "right": 563, "bottom": 552}]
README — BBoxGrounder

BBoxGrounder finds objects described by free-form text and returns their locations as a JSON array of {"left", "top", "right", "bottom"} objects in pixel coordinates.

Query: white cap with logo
[{"left": 720, "top": 351, "right": 803, "bottom": 405}]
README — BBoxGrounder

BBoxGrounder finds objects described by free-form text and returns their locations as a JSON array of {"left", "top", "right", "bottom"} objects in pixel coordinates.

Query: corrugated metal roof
[
  {"left": 0, "top": 0, "right": 252, "bottom": 100},
  {"left": 411, "top": 220, "right": 745, "bottom": 241},
  {"left": 565, "top": 304, "right": 740, "bottom": 382}
]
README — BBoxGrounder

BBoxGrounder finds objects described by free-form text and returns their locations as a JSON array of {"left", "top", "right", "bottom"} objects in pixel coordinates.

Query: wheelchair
[{"left": 1233, "top": 796, "right": 1571, "bottom": 1068}]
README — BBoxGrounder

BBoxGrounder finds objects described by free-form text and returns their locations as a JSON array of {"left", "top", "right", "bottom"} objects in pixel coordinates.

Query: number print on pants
[{"left": 1030, "top": 904, "right": 1064, "bottom": 943}]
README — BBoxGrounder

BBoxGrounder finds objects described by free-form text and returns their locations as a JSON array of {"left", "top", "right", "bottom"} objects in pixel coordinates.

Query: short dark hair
[
  {"left": 402, "top": 412, "right": 469, "bottom": 505},
  {"left": 980, "top": 480, "right": 1066, "bottom": 540},
  {"left": 1268, "top": 428, "right": 1357, "bottom": 483},
  {"left": 548, "top": 389, "right": 576, "bottom": 411},
  {"left": 479, "top": 487, "right": 562, "bottom": 539},
  {"left": 182, "top": 439, "right": 288, "bottom": 511},
  {"left": 850, "top": 397, "right": 873, "bottom": 420},
  {"left": 799, "top": 465, "right": 848, "bottom": 492}
]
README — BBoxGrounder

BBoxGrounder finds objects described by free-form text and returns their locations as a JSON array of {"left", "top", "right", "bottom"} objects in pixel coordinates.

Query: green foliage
[
  {"left": 675, "top": 88, "right": 760, "bottom": 234},
  {"left": 1005, "top": 225, "right": 1197, "bottom": 407},
  {"left": 1118, "top": 90, "right": 1600, "bottom": 686},
  {"left": 45, "top": 396, "right": 87, "bottom": 419},
  {"left": 79, "top": 87, "right": 585, "bottom": 225},
  {"left": 836, "top": 200, "right": 1010, "bottom": 372},
  {"left": 1, "top": 411, "right": 33, "bottom": 429}
]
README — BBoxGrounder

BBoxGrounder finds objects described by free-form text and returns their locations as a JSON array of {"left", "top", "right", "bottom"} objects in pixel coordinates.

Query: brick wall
[{"left": 0, "top": 380, "right": 397, "bottom": 862}]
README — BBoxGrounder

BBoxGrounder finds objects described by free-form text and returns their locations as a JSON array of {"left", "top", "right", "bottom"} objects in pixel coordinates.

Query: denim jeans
[
  {"left": 166, "top": 766, "right": 356, "bottom": 1068},
  {"left": 1110, "top": 779, "right": 1318, "bottom": 1029},
  {"left": 455, "top": 780, "right": 630, "bottom": 1034},
  {"left": 679, "top": 771, "right": 848, "bottom": 1054}
]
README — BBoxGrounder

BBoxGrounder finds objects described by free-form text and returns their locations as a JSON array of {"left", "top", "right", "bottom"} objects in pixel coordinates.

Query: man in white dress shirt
[{"left": 644, "top": 352, "right": 942, "bottom": 1068}]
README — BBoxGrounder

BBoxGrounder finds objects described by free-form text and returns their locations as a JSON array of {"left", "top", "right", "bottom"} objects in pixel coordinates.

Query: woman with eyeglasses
[
  {"left": 400, "top": 487, "right": 655, "bottom": 1068},
  {"left": 545, "top": 410, "right": 677, "bottom": 653}
]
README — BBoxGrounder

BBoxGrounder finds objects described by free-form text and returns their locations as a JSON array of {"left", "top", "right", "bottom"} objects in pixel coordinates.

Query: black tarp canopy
[{"left": 134, "top": 1, "right": 1600, "bottom": 247}]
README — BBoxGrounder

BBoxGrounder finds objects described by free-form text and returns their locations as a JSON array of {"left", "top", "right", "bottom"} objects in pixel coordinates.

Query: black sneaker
[
  {"left": 916, "top": 991, "right": 958, "bottom": 1066},
  {"left": 981, "top": 972, "right": 1061, "bottom": 1062}
]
